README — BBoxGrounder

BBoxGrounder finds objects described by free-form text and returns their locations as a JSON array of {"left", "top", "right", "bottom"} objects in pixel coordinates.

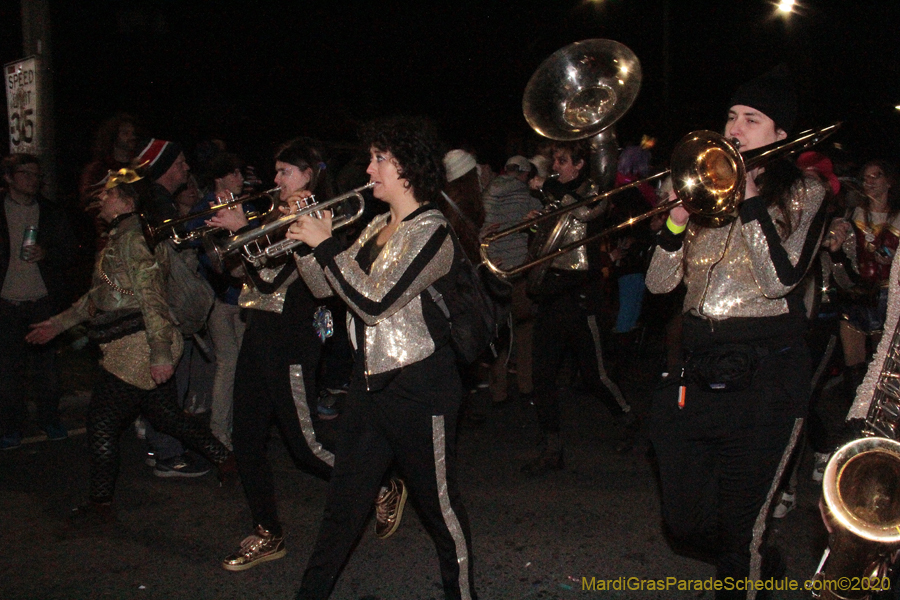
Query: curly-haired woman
[{"left": 287, "top": 116, "right": 477, "bottom": 600}]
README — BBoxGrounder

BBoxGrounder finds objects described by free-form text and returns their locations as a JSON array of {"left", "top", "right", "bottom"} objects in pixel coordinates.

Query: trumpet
[
  {"left": 205, "top": 182, "right": 373, "bottom": 272},
  {"left": 480, "top": 122, "right": 842, "bottom": 278},
  {"left": 141, "top": 187, "right": 279, "bottom": 250}
]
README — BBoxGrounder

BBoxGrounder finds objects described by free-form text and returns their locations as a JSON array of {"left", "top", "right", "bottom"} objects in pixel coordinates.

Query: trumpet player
[
  {"left": 645, "top": 66, "right": 828, "bottom": 598},
  {"left": 205, "top": 139, "right": 406, "bottom": 572}
]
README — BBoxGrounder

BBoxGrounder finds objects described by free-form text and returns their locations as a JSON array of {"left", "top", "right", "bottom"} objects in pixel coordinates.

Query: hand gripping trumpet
[
  {"left": 205, "top": 182, "right": 373, "bottom": 272},
  {"left": 140, "top": 187, "right": 279, "bottom": 250}
]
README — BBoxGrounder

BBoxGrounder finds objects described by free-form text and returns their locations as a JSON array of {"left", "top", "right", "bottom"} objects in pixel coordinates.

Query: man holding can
[{"left": 0, "top": 153, "right": 78, "bottom": 449}]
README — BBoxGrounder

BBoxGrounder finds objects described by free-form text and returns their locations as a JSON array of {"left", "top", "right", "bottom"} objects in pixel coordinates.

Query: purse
[{"left": 684, "top": 343, "right": 763, "bottom": 393}]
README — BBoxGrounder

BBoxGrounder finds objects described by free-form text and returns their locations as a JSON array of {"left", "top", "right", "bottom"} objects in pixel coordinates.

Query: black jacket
[{"left": 0, "top": 194, "right": 80, "bottom": 310}]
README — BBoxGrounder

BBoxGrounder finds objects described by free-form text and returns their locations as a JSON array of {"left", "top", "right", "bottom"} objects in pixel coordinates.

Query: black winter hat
[{"left": 728, "top": 64, "right": 797, "bottom": 134}]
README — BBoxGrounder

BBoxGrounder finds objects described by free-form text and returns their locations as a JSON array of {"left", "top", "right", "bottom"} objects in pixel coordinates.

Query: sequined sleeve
[
  {"left": 738, "top": 176, "right": 827, "bottom": 297},
  {"left": 317, "top": 211, "right": 454, "bottom": 326},
  {"left": 645, "top": 230, "right": 686, "bottom": 294},
  {"left": 849, "top": 251, "right": 900, "bottom": 420},
  {"left": 294, "top": 252, "right": 333, "bottom": 299}
]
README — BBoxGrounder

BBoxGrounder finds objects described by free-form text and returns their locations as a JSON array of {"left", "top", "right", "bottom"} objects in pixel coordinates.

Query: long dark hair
[
  {"left": 274, "top": 137, "right": 334, "bottom": 199},
  {"left": 754, "top": 157, "right": 805, "bottom": 237},
  {"left": 860, "top": 159, "right": 900, "bottom": 220}
]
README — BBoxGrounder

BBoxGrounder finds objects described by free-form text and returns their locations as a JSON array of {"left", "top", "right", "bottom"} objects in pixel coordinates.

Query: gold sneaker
[
  {"left": 374, "top": 477, "right": 408, "bottom": 539},
  {"left": 222, "top": 525, "right": 286, "bottom": 571}
]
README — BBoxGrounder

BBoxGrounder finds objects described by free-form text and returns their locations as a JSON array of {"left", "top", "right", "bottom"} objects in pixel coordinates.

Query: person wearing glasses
[{"left": 0, "top": 153, "right": 78, "bottom": 449}]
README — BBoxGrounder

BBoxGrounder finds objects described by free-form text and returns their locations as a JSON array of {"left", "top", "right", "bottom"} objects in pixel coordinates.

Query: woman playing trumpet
[{"left": 287, "top": 116, "right": 477, "bottom": 600}]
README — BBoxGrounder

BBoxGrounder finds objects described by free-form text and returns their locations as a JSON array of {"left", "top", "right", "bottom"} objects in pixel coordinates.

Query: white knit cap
[{"left": 444, "top": 149, "right": 477, "bottom": 182}]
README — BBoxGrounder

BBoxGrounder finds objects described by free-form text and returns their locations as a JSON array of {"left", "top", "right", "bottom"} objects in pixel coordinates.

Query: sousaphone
[{"left": 522, "top": 39, "right": 641, "bottom": 293}]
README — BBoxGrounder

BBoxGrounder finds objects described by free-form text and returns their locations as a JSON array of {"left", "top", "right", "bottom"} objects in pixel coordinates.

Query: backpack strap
[{"left": 427, "top": 285, "right": 450, "bottom": 320}]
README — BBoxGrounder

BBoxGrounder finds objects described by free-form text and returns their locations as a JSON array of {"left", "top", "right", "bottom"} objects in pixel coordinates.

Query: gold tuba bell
[{"left": 813, "top": 322, "right": 900, "bottom": 599}]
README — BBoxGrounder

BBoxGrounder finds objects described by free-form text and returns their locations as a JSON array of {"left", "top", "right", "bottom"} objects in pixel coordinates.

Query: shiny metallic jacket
[
  {"left": 850, "top": 252, "right": 900, "bottom": 421},
  {"left": 52, "top": 214, "right": 180, "bottom": 388},
  {"left": 296, "top": 207, "right": 454, "bottom": 381},
  {"left": 646, "top": 176, "right": 827, "bottom": 320}
]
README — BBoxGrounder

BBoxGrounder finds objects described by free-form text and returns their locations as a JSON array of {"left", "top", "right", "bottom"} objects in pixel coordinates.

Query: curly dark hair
[{"left": 360, "top": 116, "right": 446, "bottom": 205}]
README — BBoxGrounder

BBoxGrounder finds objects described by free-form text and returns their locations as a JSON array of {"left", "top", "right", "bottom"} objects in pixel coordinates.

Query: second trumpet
[{"left": 205, "top": 182, "right": 374, "bottom": 272}]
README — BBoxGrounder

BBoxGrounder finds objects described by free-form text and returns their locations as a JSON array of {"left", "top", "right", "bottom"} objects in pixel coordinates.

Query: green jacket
[{"left": 53, "top": 214, "right": 179, "bottom": 384}]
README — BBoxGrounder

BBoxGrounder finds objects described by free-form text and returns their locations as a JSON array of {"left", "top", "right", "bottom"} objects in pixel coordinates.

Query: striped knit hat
[{"left": 135, "top": 138, "right": 184, "bottom": 181}]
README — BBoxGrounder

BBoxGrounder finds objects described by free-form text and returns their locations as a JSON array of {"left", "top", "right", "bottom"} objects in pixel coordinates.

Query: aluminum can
[{"left": 20, "top": 226, "right": 38, "bottom": 259}]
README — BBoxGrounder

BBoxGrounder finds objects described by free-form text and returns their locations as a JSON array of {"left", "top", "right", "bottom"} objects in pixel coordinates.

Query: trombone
[
  {"left": 205, "top": 182, "right": 374, "bottom": 272},
  {"left": 141, "top": 187, "right": 279, "bottom": 249},
  {"left": 480, "top": 122, "right": 842, "bottom": 278}
]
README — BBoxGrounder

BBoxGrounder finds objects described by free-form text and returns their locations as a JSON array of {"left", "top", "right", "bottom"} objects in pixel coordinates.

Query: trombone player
[{"left": 645, "top": 66, "right": 828, "bottom": 598}]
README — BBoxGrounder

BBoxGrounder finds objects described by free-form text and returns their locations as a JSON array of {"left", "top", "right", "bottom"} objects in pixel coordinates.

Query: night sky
[{"left": 3, "top": 0, "right": 900, "bottom": 195}]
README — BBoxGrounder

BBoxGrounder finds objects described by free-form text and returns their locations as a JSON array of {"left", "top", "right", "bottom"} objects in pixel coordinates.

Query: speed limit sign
[{"left": 5, "top": 56, "right": 40, "bottom": 154}]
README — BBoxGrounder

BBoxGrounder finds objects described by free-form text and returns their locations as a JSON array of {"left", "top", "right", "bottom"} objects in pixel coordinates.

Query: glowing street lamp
[{"left": 777, "top": 0, "right": 795, "bottom": 13}]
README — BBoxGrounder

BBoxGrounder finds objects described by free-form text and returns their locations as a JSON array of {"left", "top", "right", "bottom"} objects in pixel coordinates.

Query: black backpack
[{"left": 427, "top": 229, "right": 501, "bottom": 364}]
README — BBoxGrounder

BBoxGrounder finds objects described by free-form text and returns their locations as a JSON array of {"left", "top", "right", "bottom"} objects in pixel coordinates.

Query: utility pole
[{"left": 20, "top": 0, "right": 56, "bottom": 199}]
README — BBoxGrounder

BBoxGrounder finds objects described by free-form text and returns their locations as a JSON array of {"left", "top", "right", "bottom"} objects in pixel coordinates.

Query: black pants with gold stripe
[{"left": 296, "top": 345, "right": 476, "bottom": 600}]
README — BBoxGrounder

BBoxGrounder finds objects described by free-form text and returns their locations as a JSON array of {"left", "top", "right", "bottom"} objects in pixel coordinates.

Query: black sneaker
[
  {"left": 153, "top": 454, "right": 211, "bottom": 478},
  {"left": 41, "top": 422, "right": 68, "bottom": 441}
]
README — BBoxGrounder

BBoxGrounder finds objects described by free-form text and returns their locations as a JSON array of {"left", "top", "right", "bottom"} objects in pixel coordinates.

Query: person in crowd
[
  {"left": 480, "top": 155, "right": 543, "bottom": 404},
  {"left": 196, "top": 152, "right": 248, "bottom": 448},
  {"left": 521, "top": 139, "right": 636, "bottom": 476},
  {"left": 286, "top": 116, "right": 477, "bottom": 600},
  {"left": 827, "top": 159, "right": 900, "bottom": 416},
  {"left": 133, "top": 139, "right": 212, "bottom": 476},
  {"left": 772, "top": 151, "right": 844, "bottom": 519},
  {"left": 25, "top": 168, "right": 234, "bottom": 524},
  {"left": 136, "top": 138, "right": 192, "bottom": 226},
  {"left": 645, "top": 66, "right": 828, "bottom": 598},
  {"left": 1, "top": 154, "right": 79, "bottom": 449},
  {"left": 206, "top": 138, "right": 406, "bottom": 571},
  {"left": 439, "top": 148, "right": 491, "bottom": 407},
  {"left": 79, "top": 113, "right": 138, "bottom": 210},
  {"left": 440, "top": 149, "right": 485, "bottom": 263}
]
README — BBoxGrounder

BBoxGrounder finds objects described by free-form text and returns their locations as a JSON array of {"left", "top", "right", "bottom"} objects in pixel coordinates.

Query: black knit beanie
[{"left": 728, "top": 64, "right": 797, "bottom": 134}]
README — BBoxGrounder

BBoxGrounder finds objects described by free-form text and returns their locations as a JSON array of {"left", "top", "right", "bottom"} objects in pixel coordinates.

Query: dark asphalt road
[{"left": 1, "top": 337, "right": 834, "bottom": 600}]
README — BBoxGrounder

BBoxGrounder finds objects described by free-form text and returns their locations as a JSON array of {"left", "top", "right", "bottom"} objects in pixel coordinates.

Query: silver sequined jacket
[
  {"left": 849, "top": 251, "right": 900, "bottom": 421},
  {"left": 296, "top": 207, "right": 455, "bottom": 383},
  {"left": 646, "top": 176, "right": 827, "bottom": 320}
]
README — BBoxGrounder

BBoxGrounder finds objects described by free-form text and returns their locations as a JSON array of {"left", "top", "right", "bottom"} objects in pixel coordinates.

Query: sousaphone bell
[{"left": 520, "top": 39, "right": 641, "bottom": 292}]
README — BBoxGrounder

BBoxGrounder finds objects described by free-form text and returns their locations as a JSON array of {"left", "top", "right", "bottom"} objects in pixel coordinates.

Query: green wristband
[{"left": 666, "top": 217, "right": 687, "bottom": 235}]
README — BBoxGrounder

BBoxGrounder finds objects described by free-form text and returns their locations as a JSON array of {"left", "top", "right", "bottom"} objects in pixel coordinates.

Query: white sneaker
[
  {"left": 812, "top": 452, "right": 830, "bottom": 482},
  {"left": 773, "top": 492, "right": 795, "bottom": 519}
]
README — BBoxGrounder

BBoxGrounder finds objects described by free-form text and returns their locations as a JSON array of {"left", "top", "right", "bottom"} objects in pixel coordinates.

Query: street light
[{"left": 776, "top": 0, "right": 795, "bottom": 13}]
